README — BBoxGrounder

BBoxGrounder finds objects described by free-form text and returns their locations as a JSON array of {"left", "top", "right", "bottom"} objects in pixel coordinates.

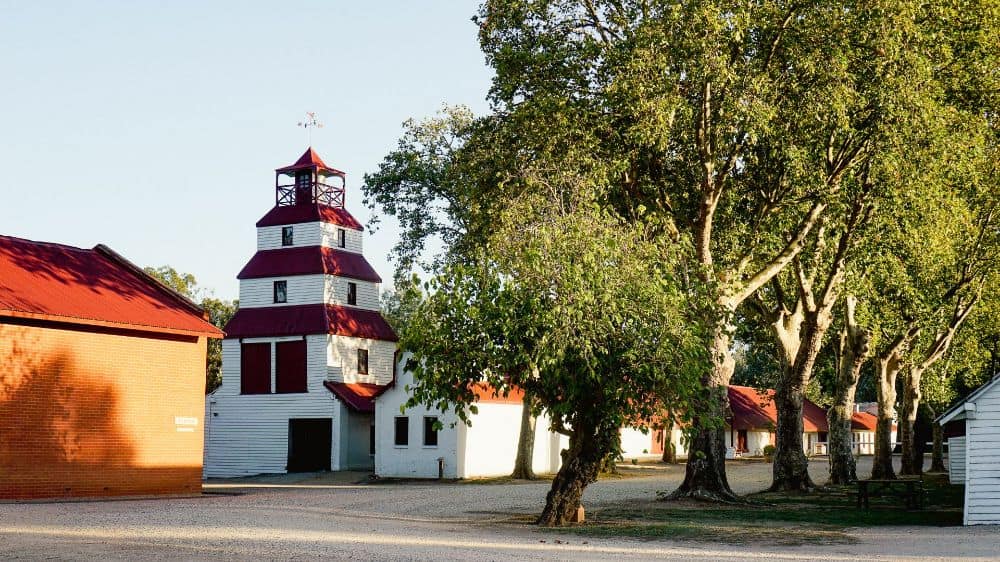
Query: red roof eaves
[
  {"left": 223, "top": 304, "right": 398, "bottom": 341},
  {"left": 324, "top": 381, "right": 390, "bottom": 413},
  {"left": 255, "top": 204, "right": 363, "bottom": 230},
  {"left": 237, "top": 246, "right": 382, "bottom": 283},
  {"left": 0, "top": 308, "right": 220, "bottom": 338}
]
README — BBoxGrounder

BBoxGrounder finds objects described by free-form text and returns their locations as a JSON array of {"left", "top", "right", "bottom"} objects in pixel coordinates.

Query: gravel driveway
[{"left": 1, "top": 457, "right": 997, "bottom": 561}]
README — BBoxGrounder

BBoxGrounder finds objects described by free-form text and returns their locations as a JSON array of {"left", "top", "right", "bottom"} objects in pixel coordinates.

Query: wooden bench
[{"left": 855, "top": 478, "right": 923, "bottom": 510}]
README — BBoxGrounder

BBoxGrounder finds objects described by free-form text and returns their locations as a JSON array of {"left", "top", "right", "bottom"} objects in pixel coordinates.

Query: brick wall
[{"left": 0, "top": 320, "right": 207, "bottom": 499}]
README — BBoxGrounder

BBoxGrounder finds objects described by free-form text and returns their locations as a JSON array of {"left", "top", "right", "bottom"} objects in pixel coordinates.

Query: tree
[
  {"left": 827, "top": 296, "right": 870, "bottom": 484},
  {"left": 402, "top": 203, "right": 708, "bottom": 526},
  {"left": 144, "top": 266, "right": 236, "bottom": 393}
]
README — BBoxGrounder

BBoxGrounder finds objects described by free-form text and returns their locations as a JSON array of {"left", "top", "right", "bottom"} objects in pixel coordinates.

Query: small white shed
[{"left": 937, "top": 375, "right": 1000, "bottom": 525}]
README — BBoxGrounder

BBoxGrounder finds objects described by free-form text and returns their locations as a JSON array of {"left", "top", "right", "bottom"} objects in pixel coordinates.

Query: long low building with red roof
[{"left": 0, "top": 235, "right": 222, "bottom": 499}]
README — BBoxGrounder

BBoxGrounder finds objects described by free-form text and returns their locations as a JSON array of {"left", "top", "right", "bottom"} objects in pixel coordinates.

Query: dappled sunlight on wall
[{"left": 0, "top": 322, "right": 206, "bottom": 499}]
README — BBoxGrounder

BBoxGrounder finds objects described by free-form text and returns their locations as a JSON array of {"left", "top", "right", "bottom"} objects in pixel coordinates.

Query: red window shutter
[
  {"left": 241, "top": 343, "right": 271, "bottom": 394},
  {"left": 276, "top": 340, "right": 308, "bottom": 393}
]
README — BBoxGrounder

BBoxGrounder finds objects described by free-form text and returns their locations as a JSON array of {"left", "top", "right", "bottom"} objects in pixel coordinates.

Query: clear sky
[{"left": 0, "top": 2, "right": 493, "bottom": 300}]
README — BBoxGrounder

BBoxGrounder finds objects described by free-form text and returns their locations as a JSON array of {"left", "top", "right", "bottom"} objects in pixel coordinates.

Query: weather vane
[{"left": 297, "top": 112, "right": 324, "bottom": 145}]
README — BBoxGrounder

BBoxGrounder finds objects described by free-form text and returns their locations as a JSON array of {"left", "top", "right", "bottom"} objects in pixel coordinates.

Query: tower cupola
[{"left": 274, "top": 147, "right": 346, "bottom": 208}]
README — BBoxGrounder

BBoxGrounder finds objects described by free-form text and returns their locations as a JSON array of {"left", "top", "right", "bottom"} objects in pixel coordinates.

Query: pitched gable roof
[
  {"left": 937, "top": 375, "right": 1000, "bottom": 425},
  {"left": 0, "top": 235, "right": 222, "bottom": 338},
  {"left": 728, "top": 385, "right": 829, "bottom": 432}
]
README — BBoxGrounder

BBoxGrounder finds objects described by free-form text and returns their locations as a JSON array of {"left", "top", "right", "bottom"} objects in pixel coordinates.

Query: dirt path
[{"left": 2, "top": 458, "right": 997, "bottom": 561}]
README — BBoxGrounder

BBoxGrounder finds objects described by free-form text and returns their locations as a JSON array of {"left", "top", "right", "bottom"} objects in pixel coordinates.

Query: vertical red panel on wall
[
  {"left": 241, "top": 342, "right": 271, "bottom": 394},
  {"left": 275, "top": 340, "right": 307, "bottom": 393}
]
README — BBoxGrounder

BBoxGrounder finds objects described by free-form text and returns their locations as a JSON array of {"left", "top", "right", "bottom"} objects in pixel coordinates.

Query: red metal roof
[
  {"left": 237, "top": 246, "right": 381, "bottom": 283},
  {"left": 324, "top": 381, "right": 389, "bottom": 413},
  {"left": 223, "top": 304, "right": 398, "bottom": 341},
  {"left": 275, "top": 147, "right": 346, "bottom": 176},
  {"left": 851, "top": 411, "right": 878, "bottom": 431},
  {"left": 0, "top": 235, "right": 222, "bottom": 338},
  {"left": 728, "top": 385, "right": 829, "bottom": 433},
  {"left": 471, "top": 383, "right": 525, "bottom": 404},
  {"left": 256, "top": 204, "right": 363, "bottom": 230}
]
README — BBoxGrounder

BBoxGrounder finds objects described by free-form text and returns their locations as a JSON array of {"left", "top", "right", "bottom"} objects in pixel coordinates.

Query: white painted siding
[
  {"left": 205, "top": 335, "right": 341, "bottom": 477},
  {"left": 239, "top": 275, "right": 325, "bottom": 308},
  {"left": 375, "top": 356, "right": 570, "bottom": 479},
  {"left": 257, "top": 222, "right": 363, "bottom": 253},
  {"left": 325, "top": 276, "right": 380, "bottom": 311},
  {"left": 965, "top": 384, "right": 1000, "bottom": 525},
  {"left": 374, "top": 365, "right": 461, "bottom": 478},
  {"left": 460, "top": 404, "right": 566, "bottom": 477},
  {"left": 949, "top": 437, "right": 967, "bottom": 484},
  {"left": 853, "top": 430, "right": 876, "bottom": 455},
  {"left": 325, "top": 335, "right": 395, "bottom": 385},
  {"left": 620, "top": 427, "right": 659, "bottom": 460}
]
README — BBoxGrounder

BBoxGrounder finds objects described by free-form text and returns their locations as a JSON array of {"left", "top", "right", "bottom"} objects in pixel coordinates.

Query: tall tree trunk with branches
[
  {"left": 872, "top": 329, "right": 918, "bottom": 479},
  {"left": 900, "top": 292, "right": 981, "bottom": 475},
  {"left": 828, "top": 296, "right": 870, "bottom": 484}
]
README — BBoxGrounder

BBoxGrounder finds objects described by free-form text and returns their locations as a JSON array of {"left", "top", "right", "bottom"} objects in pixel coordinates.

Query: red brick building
[{"left": 0, "top": 235, "right": 222, "bottom": 499}]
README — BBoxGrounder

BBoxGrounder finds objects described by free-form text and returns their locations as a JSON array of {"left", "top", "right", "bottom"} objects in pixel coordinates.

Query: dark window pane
[
  {"left": 338, "top": 228, "right": 346, "bottom": 248},
  {"left": 274, "top": 280, "right": 287, "bottom": 303},
  {"left": 357, "top": 348, "right": 368, "bottom": 375},
  {"left": 423, "top": 417, "right": 438, "bottom": 447},
  {"left": 240, "top": 343, "right": 271, "bottom": 394},
  {"left": 275, "top": 340, "right": 307, "bottom": 393},
  {"left": 282, "top": 226, "right": 294, "bottom": 246},
  {"left": 347, "top": 282, "right": 357, "bottom": 305},
  {"left": 394, "top": 417, "right": 409, "bottom": 446}
]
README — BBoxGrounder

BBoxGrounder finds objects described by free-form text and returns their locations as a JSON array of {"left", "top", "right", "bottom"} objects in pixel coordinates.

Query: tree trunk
[
  {"left": 666, "top": 328, "right": 740, "bottom": 501},
  {"left": 770, "top": 309, "right": 831, "bottom": 492},
  {"left": 510, "top": 397, "right": 537, "bottom": 479},
  {"left": 930, "top": 422, "right": 946, "bottom": 473},
  {"left": 899, "top": 367, "right": 924, "bottom": 476},
  {"left": 770, "top": 377, "right": 815, "bottom": 491},
  {"left": 872, "top": 353, "right": 902, "bottom": 479},
  {"left": 828, "top": 296, "right": 869, "bottom": 485},
  {"left": 537, "top": 417, "right": 614, "bottom": 526},
  {"left": 661, "top": 420, "right": 677, "bottom": 464}
]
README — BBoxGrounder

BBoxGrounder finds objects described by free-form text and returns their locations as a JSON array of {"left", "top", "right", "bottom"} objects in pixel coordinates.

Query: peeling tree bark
[
  {"left": 872, "top": 330, "right": 916, "bottom": 479},
  {"left": 899, "top": 367, "right": 925, "bottom": 476},
  {"left": 828, "top": 295, "right": 870, "bottom": 485},
  {"left": 668, "top": 326, "right": 741, "bottom": 501}
]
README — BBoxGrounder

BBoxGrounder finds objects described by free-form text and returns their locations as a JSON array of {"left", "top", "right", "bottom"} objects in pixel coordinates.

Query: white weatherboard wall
[
  {"left": 326, "top": 336, "right": 395, "bottom": 385},
  {"left": 257, "top": 222, "right": 363, "bottom": 253},
  {"left": 240, "top": 275, "right": 326, "bottom": 307},
  {"left": 459, "top": 404, "right": 566, "bottom": 477},
  {"left": 325, "top": 277, "right": 380, "bottom": 310},
  {"left": 204, "top": 336, "right": 341, "bottom": 477},
  {"left": 965, "top": 383, "right": 1000, "bottom": 525},
  {"left": 949, "top": 437, "right": 967, "bottom": 484}
]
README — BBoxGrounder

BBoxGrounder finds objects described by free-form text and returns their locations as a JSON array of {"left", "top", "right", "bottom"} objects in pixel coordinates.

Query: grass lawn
[{"left": 551, "top": 473, "right": 963, "bottom": 545}]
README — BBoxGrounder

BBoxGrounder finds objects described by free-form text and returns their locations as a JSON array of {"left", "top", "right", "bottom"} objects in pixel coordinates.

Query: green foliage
[
  {"left": 144, "top": 266, "right": 236, "bottom": 393},
  {"left": 402, "top": 203, "right": 710, "bottom": 452}
]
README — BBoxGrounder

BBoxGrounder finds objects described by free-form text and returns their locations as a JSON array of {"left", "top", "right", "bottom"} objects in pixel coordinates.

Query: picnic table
[{"left": 855, "top": 478, "right": 923, "bottom": 510}]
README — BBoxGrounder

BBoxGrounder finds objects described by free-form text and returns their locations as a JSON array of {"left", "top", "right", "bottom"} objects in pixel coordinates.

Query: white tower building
[{"left": 204, "top": 148, "right": 397, "bottom": 477}]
